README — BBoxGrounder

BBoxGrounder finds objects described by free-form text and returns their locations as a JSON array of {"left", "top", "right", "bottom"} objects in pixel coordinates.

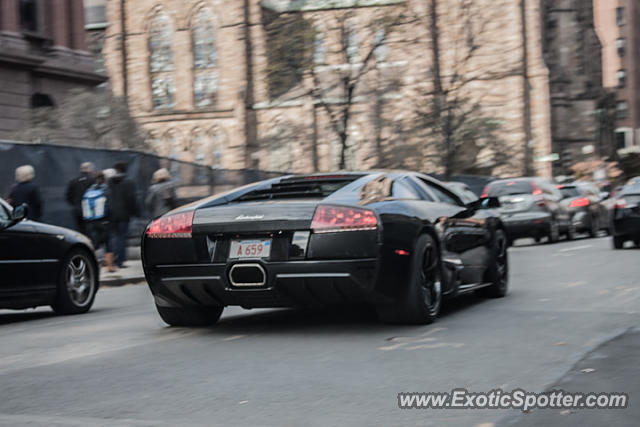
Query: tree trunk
[{"left": 243, "top": 0, "right": 258, "bottom": 169}]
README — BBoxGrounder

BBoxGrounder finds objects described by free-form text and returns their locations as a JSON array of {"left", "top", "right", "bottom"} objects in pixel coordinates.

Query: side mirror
[
  {"left": 479, "top": 196, "right": 500, "bottom": 209},
  {"left": 12, "top": 204, "right": 28, "bottom": 222},
  {"left": 465, "top": 197, "right": 500, "bottom": 212},
  {"left": 0, "top": 204, "right": 27, "bottom": 231},
  {"left": 600, "top": 192, "right": 609, "bottom": 200}
]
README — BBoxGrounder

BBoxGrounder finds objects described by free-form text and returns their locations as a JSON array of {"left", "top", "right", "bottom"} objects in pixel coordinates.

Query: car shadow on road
[
  {"left": 185, "top": 293, "right": 491, "bottom": 336},
  {"left": 0, "top": 310, "right": 57, "bottom": 325}
]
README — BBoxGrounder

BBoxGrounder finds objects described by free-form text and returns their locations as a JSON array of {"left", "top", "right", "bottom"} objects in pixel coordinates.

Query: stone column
[
  {"left": 70, "top": 0, "right": 86, "bottom": 50},
  {"left": 50, "top": 0, "right": 70, "bottom": 47},
  {"left": 0, "top": 0, "right": 19, "bottom": 32}
]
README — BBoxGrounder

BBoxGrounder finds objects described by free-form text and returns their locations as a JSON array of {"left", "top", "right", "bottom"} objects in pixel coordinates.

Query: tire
[
  {"left": 156, "top": 305, "right": 223, "bottom": 327},
  {"left": 51, "top": 249, "right": 99, "bottom": 315},
  {"left": 546, "top": 221, "right": 559, "bottom": 244},
  {"left": 376, "top": 233, "right": 443, "bottom": 324},
  {"left": 613, "top": 236, "right": 625, "bottom": 249},
  {"left": 478, "top": 229, "right": 509, "bottom": 298},
  {"left": 588, "top": 216, "right": 599, "bottom": 238},
  {"left": 565, "top": 221, "right": 576, "bottom": 241}
]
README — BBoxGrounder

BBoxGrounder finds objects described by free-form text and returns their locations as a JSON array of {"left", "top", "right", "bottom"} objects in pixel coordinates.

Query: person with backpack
[{"left": 82, "top": 171, "right": 116, "bottom": 272}]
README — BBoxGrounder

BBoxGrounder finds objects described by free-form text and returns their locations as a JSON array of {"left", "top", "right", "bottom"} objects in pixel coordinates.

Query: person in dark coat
[
  {"left": 108, "top": 162, "right": 139, "bottom": 268},
  {"left": 7, "top": 165, "right": 43, "bottom": 221},
  {"left": 145, "top": 168, "right": 177, "bottom": 219},
  {"left": 65, "top": 162, "right": 95, "bottom": 234}
]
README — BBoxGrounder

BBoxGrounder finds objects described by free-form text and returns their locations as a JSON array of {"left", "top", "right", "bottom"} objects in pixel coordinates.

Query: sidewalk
[{"left": 99, "top": 259, "right": 146, "bottom": 287}]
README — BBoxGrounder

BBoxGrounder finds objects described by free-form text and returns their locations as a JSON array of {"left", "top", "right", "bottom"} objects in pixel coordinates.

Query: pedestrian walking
[
  {"left": 145, "top": 168, "right": 178, "bottom": 219},
  {"left": 7, "top": 165, "right": 43, "bottom": 220},
  {"left": 82, "top": 171, "right": 116, "bottom": 272},
  {"left": 66, "top": 162, "right": 95, "bottom": 234},
  {"left": 108, "top": 162, "right": 139, "bottom": 268}
]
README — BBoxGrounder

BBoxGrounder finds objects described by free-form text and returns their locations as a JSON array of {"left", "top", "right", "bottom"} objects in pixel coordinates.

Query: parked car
[
  {"left": 482, "top": 177, "right": 573, "bottom": 244},
  {"left": 557, "top": 182, "right": 610, "bottom": 237},
  {"left": 611, "top": 181, "right": 640, "bottom": 249},
  {"left": 0, "top": 198, "right": 99, "bottom": 314},
  {"left": 142, "top": 171, "right": 508, "bottom": 326}
]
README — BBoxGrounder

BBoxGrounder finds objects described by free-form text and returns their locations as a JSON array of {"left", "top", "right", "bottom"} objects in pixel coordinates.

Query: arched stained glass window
[
  {"left": 192, "top": 8, "right": 218, "bottom": 108},
  {"left": 149, "top": 12, "right": 176, "bottom": 109}
]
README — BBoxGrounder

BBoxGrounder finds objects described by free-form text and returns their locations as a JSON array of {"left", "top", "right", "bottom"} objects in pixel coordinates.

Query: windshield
[{"left": 558, "top": 186, "right": 580, "bottom": 198}]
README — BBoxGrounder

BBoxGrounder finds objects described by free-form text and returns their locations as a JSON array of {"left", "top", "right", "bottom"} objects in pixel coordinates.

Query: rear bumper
[
  {"left": 145, "top": 259, "right": 382, "bottom": 309},
  {"left": 612, "top": 216, "right": 640, "bottom": 238},
  {"left": 501, "top": 213, "right": 551, "bottom": 239}
]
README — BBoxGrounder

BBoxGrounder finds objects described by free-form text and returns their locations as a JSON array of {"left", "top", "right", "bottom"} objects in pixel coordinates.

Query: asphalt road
[{"left": 1, "top": 236, "right": 639, "bottom": 427}]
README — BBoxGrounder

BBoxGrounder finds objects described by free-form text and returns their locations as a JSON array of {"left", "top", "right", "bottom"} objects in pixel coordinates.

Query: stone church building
[{"left": 103, "top": 0, "right": 605, "bottom": 177}]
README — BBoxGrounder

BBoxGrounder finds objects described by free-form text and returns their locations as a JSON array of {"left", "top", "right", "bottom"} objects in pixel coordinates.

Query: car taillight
[
  {"left": 481, "top": 185, "right": 489, "bottom": 198},
  {"left": 146, "top": 211, "right": 194, "bottom": 238},
  {"left": 569, "top": 197, "right": 589, "bottom": 208},
  {"left": 311, "top": 205, "right": 378, "bottom": 233},
  {"left": 536, "top": 200, "right": 546, "bottom": 207},
  {"left": 615, "top": 198, "right": 627, "bottom": 209}
]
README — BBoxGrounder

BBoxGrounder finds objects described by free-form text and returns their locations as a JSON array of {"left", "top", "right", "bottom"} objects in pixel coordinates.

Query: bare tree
[
  {"left": 262, "top": 6, "right": 411, "bottom": 171},
  {"left": 308, "top": 9, "right": 409, "bottom": 169},
  {"left": 416, "top": 0, "right": 521, "bottom": 179},
  {"left": 10, "top": 88, "right": 146, "bottom": 150}
]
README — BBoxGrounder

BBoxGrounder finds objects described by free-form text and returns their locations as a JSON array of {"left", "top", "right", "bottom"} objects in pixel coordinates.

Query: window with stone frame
[
  {"left": 19, "top": 0, "right": 38, "bottom": 32},
  {"left": 313, "top": 29, "right": 327, "bottom": 65},
  {"left": 149, "top": 12, "right": 176, "bottom": 109},
  {"left": 346, "top": 24, "right": 360, "bottom": 64},
  {"left": 373, "top": 27, "right": 387, "bottom": 62},
  {"left": 192, "top": 8, "right": 219, "bottom": 108}
]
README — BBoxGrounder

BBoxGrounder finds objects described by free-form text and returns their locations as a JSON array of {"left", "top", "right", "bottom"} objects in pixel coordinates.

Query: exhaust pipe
[{"left": 229, "top": 263, "right": 267, "bottom": 287}]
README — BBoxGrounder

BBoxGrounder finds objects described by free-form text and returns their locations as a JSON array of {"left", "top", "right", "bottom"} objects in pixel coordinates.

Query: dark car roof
[{"left": 190, "top": 171, "right": 446, "bottom": 211}]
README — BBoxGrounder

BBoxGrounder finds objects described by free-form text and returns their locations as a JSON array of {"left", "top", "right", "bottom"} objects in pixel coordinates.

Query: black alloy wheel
[
  {"left": 376, "top": 233, "right": 443, "bottom": 324},
  {"left": 478, "top": 229, "right": 509, "bottom": 298}
]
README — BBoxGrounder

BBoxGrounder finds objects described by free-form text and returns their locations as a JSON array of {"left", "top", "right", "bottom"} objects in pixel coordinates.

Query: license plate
[{"left": 229, "top": 239, "right": 271, "bottom": 259}]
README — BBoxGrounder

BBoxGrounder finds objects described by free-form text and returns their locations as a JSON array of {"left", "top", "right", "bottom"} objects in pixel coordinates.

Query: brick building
[
  {"left": 0, "top": 0, "right": 105, "bottom": 139},
  {"left": 102, "top": 0, "right": 605, "bottom": 178},
  {"left": 594, "top": 0, "right": 640, "bottom": 156}
]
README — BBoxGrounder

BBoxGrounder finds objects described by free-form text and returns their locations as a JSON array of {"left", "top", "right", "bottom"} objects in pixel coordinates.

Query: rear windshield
[
  {"left": 487, "top": 180, "right": 534, "bottom": 197},
  {"left": 558, "top": 186, "right": 580, "bottom": 198},
  {"left": 620, "top": 183, "right": 640, "bottom": 195},
  {"left": 235, "top": 175, "right": 361, "bottom": 202}
]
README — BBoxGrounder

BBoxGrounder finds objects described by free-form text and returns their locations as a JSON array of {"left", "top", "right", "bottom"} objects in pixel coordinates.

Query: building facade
[
  {"left": 594, "top": 0, "right": 640, "bottom": 155},
  {"left": 0, "top": 0, "right": 105, "bottom": 139},
  {"left": 542, "top": 0, "right": 606, "bottom": 175},
  {"left": 102, "top": 0, "right": 605, "bottom": 177}
]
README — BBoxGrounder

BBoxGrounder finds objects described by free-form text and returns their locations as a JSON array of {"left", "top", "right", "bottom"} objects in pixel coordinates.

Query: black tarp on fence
[{"left": 0, "top": 141, "right": 283, "bottom": 235}]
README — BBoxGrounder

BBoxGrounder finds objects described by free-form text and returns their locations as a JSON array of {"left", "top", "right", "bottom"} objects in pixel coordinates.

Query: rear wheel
[
  {"left": 588, "top": 216, "right": 599, "bottom": 238},
  {"left": 376, "top": 234, "right": 442, "bottom": 324},
  {"left": 565, "top": 221, "right": 576, "bottom": 241},
  {"left": 52, "top": 249, "right": 98, "bottom": 315},
  {"left": 613, "top": 236, "right": 625, "bottom": 249},
  {"left": 478, "top": 229, "right": 509, "bottom": 298},
  {"left": 156, "top": 305, "right": 223, "bottom": 327},
  {"left": 546, "top": 221, "right": 559, "bottom": 244}
]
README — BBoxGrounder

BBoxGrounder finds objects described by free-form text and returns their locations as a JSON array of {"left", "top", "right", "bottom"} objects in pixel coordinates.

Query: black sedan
[
  {"left": 0, "top": 198, "right": 99, "bottom": 314},
  {"left": 142, "top": 172, "right": 508, "bottom": 326},
  {"left": 611, "top": 180, "right": 640, "bottom": 249},
  {"left": 557, "top": 182, "right": 610, "bottom": 237}
]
